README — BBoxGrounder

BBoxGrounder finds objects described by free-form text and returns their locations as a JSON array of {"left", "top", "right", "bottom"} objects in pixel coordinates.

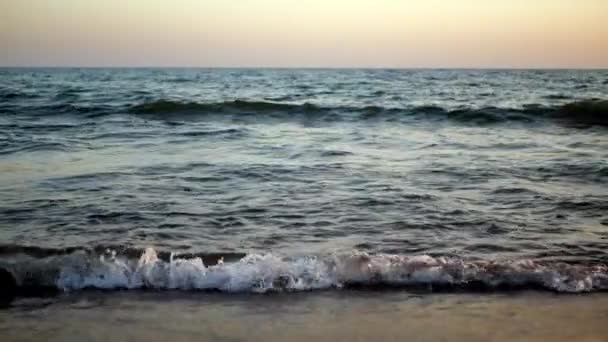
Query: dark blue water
[{"left": 1, "top": 69, "right": 607, "bottom": 293}]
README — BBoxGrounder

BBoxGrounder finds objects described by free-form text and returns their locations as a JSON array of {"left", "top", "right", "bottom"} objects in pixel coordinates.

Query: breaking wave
[{"left": 1, "top": 247, "right": 607, "bottom": 294}]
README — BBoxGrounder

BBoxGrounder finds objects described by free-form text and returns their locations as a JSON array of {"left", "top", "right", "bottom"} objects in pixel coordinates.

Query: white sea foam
[
  {"left": 56, "top": 248, "right": 335, "bottom": 292},
  {"left": 4, "top": 248, "right": 607, "bottom": 293}
]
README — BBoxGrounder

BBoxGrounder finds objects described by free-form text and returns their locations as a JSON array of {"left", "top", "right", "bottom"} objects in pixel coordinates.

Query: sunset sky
[{"left": 1, "top": 0, "right": 607, "bottom": 68}]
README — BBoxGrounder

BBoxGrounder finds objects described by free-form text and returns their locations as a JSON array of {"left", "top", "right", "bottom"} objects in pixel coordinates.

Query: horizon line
[{"left": 1, "top": 66, "right": 608, "bottom": 71}]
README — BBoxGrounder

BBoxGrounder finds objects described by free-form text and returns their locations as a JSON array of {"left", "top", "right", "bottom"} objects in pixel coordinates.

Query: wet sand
[{"left": 1, "top": 291, "right": 608, "bottom": 342}]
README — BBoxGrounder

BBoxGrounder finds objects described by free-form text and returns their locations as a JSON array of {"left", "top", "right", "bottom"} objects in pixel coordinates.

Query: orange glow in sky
[{"left": 1, "top": 0, "right": 607, "bottom": 68}]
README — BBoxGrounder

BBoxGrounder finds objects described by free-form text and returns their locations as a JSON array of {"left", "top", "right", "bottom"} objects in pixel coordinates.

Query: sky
[{"left": 1, "top": 0, "right": 607, "bottom": 68}]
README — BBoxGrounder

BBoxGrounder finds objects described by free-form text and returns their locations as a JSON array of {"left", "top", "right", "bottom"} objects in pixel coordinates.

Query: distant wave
[
  {"left": 3, "top": 97, "right": 606, "bottom": 126},
  {"left": 1, "top": 246, "right": 607, "bottom": 294},
  {"left": 130, "top": 99, "right": 321, "bottom": 115},
  {"left": 555, "top": 99, "right": 608, "bottom": 126},
  {"left": 128, "top": 99, "right": 608, "bottom": 126},
  {"left": 0, "top": 90, "right": 39, "bottom": 100},
  {"left": 543, "top": 94, "right": 571, "bottom": 100}
]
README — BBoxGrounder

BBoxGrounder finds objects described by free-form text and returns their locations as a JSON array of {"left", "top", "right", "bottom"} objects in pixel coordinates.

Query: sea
[{"left": 0, "top": 68, "right": 607, "bottom": 340}]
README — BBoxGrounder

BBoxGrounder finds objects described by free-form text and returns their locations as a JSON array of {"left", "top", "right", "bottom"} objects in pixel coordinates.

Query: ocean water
[{"left": 0, "top": 68, "right": 607, "bottom": 294}]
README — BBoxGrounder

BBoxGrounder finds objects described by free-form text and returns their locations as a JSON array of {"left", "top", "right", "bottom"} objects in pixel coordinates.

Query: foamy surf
[{"left": 2, "top": 248, "right": 607, "bottom": 294}]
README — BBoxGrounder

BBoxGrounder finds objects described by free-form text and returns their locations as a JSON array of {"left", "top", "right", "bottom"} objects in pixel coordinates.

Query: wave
[
  {"left": 1, "top": 247, "right": 607, "bottom": 295},
  {"left": 543, "top": 94, "right": 571, "bottom": 100},
  {"left": 4, "top": 98, "right": 606, "bottom": 126},
  {"left": 556, "top": 99, "right": 608, "bottom": 126},
  {"left": 128, "top": 100, "right": 447, "bottom": 118},
  {"left": 0, "top": 141, "right": 75, "bottom": 155},
  {"left": 130, "top": 99, "right": 321, "bottom": 115},
  {"left": 0, "top": 89, "right": 39, "bottom": 100},
  {"left": 127, "top": 99, "right": 608, "bottom": 126},
  {"left": 176, "top": 128, "right": 248, "bottom": 138}
]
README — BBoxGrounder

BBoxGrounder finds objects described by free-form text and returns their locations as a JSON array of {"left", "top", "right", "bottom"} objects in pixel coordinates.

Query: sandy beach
[{"left": 2, "top": 291, "right": 608, "bottom": 342}]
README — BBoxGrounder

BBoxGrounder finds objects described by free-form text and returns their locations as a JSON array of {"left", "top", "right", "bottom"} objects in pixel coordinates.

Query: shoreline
[{"left": 2, "top": 290, "right": 608, "bottom": 341}]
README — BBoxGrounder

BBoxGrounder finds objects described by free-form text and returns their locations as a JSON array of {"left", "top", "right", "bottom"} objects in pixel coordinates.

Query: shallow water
[
  {"left": 0, "top": 68, "right": 607, "bottom": 294},
  {"left": 2, "top": 291, "right": 608, "bottom": 341}
]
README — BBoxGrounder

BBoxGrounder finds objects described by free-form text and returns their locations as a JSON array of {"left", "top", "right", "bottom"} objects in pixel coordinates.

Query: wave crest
[
  {"left": 128, "top": 98, "right": 608, "bottom": 126},
  {"left": 130, "top": 100, "right": 320, "bottom": 115},
  {"left": 557, "top": 99, "right": 608, "bottom": 126},
  {"left": 2, "top": 248, "right": 607, "bottom": 294}
]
